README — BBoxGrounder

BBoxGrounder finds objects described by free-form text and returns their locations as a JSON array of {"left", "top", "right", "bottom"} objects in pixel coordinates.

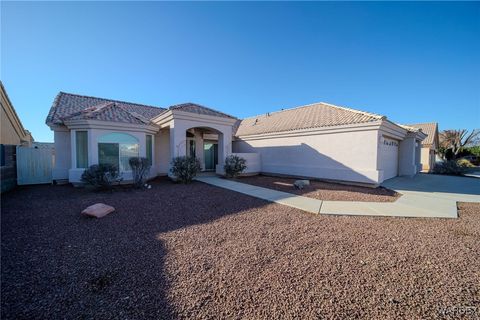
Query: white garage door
[{"left": 381, "top": 136, "right": 399, "bottom": 180}]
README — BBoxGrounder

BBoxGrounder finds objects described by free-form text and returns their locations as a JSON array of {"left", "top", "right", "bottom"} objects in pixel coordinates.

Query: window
[
  {"left": 98, "top": 133, "right": 139, "bottom": 171},
  {"left": 76, "top": 131, "right": 88, "bottom": 168},
  {"left": 146, "top": 135, "right": 153, "bottom": 165}
]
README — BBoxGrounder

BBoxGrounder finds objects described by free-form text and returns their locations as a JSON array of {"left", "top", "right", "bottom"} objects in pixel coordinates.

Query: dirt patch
[
  {"left": 236, "top": 175, "right": 401, "bottom": 202},
  {"left": 1, "top": 180, "right": 478, "bottom": 319}
]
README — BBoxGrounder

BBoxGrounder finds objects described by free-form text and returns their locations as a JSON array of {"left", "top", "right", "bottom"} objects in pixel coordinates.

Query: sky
[{"left": 1, "top": 1, "right": 479, "bottom": 142}]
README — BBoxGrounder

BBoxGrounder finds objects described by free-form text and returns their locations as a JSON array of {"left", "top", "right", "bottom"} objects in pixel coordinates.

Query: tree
[{"left": 439, "top": 129, "right": 480, "bottom": 159}]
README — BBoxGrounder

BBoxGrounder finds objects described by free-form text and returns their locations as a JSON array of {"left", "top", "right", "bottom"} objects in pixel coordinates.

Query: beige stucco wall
[
  {"left": 233, "top": 129, "right": 382, "bottom": 184},
  {"left": 1, "top": 105, "right": 22, "bottom": 145},
  {"left": 155, "top": 128, "right": 170, "bottom": 175},
  {"left": 420, "top": 147, "right": 434, "bottom": 171},
  {"left": 52, "top": 129, "right": 71, "bottom": 181},
  {"left": 1, "top": 86, "right": 32, "bottom": 146}
]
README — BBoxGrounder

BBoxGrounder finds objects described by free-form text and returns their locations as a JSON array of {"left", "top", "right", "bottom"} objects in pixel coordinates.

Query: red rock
[{"left": 81, "top": 203, "right": 115, "bottom": 218}]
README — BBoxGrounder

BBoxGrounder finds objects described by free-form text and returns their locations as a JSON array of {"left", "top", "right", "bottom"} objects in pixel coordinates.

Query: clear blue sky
[{"left": 2, "top": 1, "right": 479, "bottom": 142}]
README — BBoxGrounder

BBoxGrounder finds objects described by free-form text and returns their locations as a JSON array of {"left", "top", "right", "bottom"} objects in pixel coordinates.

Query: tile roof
[
  {"left": 46, "top": 92, "right": 166, "bottom": 125},
  {"left": 235, "top": 102, "right": 385, "bottom": 137},
  {"left": 407, "top": 122, "right": 438, "bottom": 146},
  {"left": 169, "top": 103, "right": 236, "bottom": 119}
]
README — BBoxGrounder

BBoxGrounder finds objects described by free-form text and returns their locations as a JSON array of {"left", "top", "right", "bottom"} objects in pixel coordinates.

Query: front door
[{"left": 204, "top": 142, "right": 218, "bottom": 171}]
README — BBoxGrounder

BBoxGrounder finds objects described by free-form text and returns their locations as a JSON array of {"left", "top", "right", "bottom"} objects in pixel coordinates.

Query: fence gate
[{"left": 16, "top": 146, "right": 53, "bottom": 185}]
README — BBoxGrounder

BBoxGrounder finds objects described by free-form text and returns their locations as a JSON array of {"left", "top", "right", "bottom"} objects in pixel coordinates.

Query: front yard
[
  {"left": 1, "top": 179, "right": 479, "bottom": 319},
  {"left": 237, "top": 175, "right": 400, "bottom": 202}
]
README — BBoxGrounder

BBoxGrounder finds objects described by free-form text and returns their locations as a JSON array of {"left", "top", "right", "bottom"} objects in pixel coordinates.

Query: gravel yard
[
  {"left": 1, "top": 179, "right": 479, "bottom": 319},
  {"left": 236, "top": 175, "right": 401, "bottom": 202}
]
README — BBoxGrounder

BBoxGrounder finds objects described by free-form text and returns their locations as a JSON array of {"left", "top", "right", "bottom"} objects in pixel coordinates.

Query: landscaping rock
[
  {"left": 293, "top": 179, "right": 310, "bottom": 189},
  {"left": 81, "top": 203, "right": 115, "bottom": 218}
]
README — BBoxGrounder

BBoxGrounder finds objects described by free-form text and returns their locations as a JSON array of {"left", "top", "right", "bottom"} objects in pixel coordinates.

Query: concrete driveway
[{"left": 382, "top": 173, "right": 480, "bottom": 203}]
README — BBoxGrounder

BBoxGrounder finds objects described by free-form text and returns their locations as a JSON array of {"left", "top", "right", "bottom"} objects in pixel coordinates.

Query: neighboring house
[
  {"left": 46, "top": 92, "right": 426, "bottom": 186},
  {"left": 407, "top": 123, "right": 439, "bottom": 172},
  {"left": 1, "top": 82, "right": 34, "bottom": 192}
]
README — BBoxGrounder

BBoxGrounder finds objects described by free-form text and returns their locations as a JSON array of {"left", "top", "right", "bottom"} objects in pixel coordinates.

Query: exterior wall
[
  {"left": 415, "top": 141, "right": 422, "bottom": 173},
  {"left": 420, "top": 147, "right": 435, "bottom": 172},
  {"left": 1, "top": 106, "right": 22, "bottom": 146},
  {"left": 53, "top": 129, "right": 71, "bottom": 182},
  {"left": 1, "top": 145, "right": 17, "bottom": 192},
  {"left": 377, "top": 135, "right": 399, "bottom": 181},
  {"left": 155, "top": 128, "right": 170, "bottom": 175},
  {"left": 232, "top": 152, "right": 260, "bottom": 175},
  {"left": 398, "top": 135, "right": 417, "bottom": 176},
  {"left": 234, "top": 129, "right": 381, "bottom": 184}
]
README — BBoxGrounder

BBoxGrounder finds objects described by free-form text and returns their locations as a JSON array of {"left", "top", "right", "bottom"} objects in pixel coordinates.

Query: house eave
[
  {"left": 63, "top": 119, "right": 159, "bottom": 134},
  {"left": 235, "top": 120, "right": 384, "bottom": 141}
]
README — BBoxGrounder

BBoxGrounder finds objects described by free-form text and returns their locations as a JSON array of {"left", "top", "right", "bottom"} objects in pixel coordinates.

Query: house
[
  {"left": 407, "top": 123, "right": 439, "bottom": 172},
  {"left": 1, "top": 82, "right": 34, "bottom": 192},
  {"left": 46, "top": 92, "right": 426, "bottom": 186}
]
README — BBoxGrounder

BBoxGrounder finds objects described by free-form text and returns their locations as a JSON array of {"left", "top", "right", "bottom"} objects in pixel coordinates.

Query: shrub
[
  {"left": 129, "top": 157, "right": 151, "bottom": 188},
  {"left": 224, "top": 155, "right": 247, "bottom": 178},
  {"left": 456, "top": 158, "right": 475, "bottom": 168},
  {"left": 170, "top": 156, "right": 201, "bottom": 183},
  {"left": 81, "top": 164, "right": 122, "bottom": 189},
  {"left": 433, "top": 160, "right": 469, "bottom": 175}
]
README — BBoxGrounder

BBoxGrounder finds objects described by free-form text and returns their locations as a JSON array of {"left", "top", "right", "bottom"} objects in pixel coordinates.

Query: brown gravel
[
  {"left": 1, "top": 179, "right": 479, "bottom": 319},
  {"left": 236, "top": 175, "right": 401, "bottom": 202}
]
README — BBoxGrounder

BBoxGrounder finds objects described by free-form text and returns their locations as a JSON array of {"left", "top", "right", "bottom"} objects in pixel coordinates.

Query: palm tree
[{"left": 439, "top": 129, "right": 480, "bottom": 158}]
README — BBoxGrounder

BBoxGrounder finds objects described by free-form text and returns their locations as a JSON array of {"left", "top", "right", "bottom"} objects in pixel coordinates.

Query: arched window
[{"left": 98, "top": 133, "right": 139, "bottom": 171}]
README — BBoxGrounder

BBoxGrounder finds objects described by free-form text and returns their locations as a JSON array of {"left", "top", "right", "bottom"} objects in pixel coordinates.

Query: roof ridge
[
  {"left": 115, "top": 104, "right": 150, "bottom": 124},
  {"left": 406, "top": 122, "right": 438, "bottom": 126},
  {"left": 58, "top": 91, "right": 165, "bottom": 111},
  {"left": 242, "top": 101, "right": 385, "bottom": 120},
  {"left": 398, "top": 124, "right": 422, "bottom": 132},
  {"left": 319, "top": 102, "right": 386, "bottom": 120},
  {"left": 169, "top": 102, "right": 236, "bottom": 119}
]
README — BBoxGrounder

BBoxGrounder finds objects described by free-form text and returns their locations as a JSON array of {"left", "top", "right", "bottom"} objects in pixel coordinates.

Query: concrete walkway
[{"left": 195, "top": 174, "right": 480, "bottom": 219}]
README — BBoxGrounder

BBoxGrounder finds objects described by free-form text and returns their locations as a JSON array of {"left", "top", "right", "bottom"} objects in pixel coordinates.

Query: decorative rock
[
  {"left": 293, "top": 180, "right": 310, "bottom": 190},
  {"left": 81, "top": 203, "right": 115, "bottom": 218}
]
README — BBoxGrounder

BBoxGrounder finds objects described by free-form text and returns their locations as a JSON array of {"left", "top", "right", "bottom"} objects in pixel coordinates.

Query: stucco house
[
  {"left": 1, "top": 82, "right": 34, "bottom": 192},
  {"left": 406, "top": 123, "right": 439, "bottom": 172},
  {"left": 46, "top": 92, "right": 426, "bottom": 186}
]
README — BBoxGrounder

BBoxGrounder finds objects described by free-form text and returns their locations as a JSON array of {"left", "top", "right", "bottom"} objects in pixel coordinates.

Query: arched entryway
[{"left": 184, "top": 127, "right": 224, "bottom": 172}]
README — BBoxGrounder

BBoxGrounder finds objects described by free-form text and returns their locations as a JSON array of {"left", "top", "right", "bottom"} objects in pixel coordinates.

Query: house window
[
  {"left": 146, "top": 135, "right": 153, "bottom": 165},
  {"left": 98, "top": 133, "right": 139, "bottom": 171},
  {"left": 76, "top": 131, "right": 88, "bottom": 168}
]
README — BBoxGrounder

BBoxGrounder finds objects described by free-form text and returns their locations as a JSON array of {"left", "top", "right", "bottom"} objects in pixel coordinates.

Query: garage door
[{"left": 380, "top": 136, "right": 399, "bottom": 180}]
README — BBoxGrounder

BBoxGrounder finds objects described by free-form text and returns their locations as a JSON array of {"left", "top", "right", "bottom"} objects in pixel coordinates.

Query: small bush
[
  {"left": 170, "top": 156, "right": 201, "bottom": 183},
  {"left": 224, "top": 155, "right": 247, "bottom": 178},
  {"left": 129, "top": 157, "right": 151, "bottom": 188},
  {"left": 456, "top": 158, "right": 475, "bottom": 168},
  {"left": 433, "top": 160, "right": 469, "bottom": 175},
  {"left": 81, "top": 164, "right": 122, "bottom": 189}
]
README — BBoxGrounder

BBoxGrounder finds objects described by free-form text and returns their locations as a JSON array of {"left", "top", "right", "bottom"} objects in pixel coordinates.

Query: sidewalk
[{"left": 194, "top": 176, "right": 479, "bottom": 218}]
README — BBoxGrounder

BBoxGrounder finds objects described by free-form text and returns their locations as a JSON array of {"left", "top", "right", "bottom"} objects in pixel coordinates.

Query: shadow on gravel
[{"left": 1, "top": 177, "right": 269, "bottom": 319}]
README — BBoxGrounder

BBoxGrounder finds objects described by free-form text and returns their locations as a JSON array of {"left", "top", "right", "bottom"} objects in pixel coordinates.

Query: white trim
[{"left": 64, "top": 119, "right": 159, "bottom": 134}]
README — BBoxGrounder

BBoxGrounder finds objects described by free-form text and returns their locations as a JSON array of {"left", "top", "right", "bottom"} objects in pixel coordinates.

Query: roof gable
[
  {"left": 406, "top": 122, "right": 438, "bottom": 146},
  {"left": 169, "top": 103, "right": 236, "bottom": 119},
  {"left": 235, "top": 102, "right": 385, "bottom": 137},
  {"left": 46, "top": 92, "right": 166, "bottom": 126}
]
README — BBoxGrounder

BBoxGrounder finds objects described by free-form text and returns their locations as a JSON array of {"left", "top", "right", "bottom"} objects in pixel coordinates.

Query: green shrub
[
  {"left": 224, "top": 155, "right": 247, "bottom": 178},
  {"left": 81, "top": 164, "right": 122, "bottom": 189},
  {"left": 170, "top": 156, "right": 201, "bottom": 183},
  {"left": 433, "top": 160, "right": 468, "bottom": 175},
  {"left": 129, "top": 157, "right": 151, "bottom": 188},
  {"left": 456, "top": 158, "right": 475, "bottom": 168}
]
